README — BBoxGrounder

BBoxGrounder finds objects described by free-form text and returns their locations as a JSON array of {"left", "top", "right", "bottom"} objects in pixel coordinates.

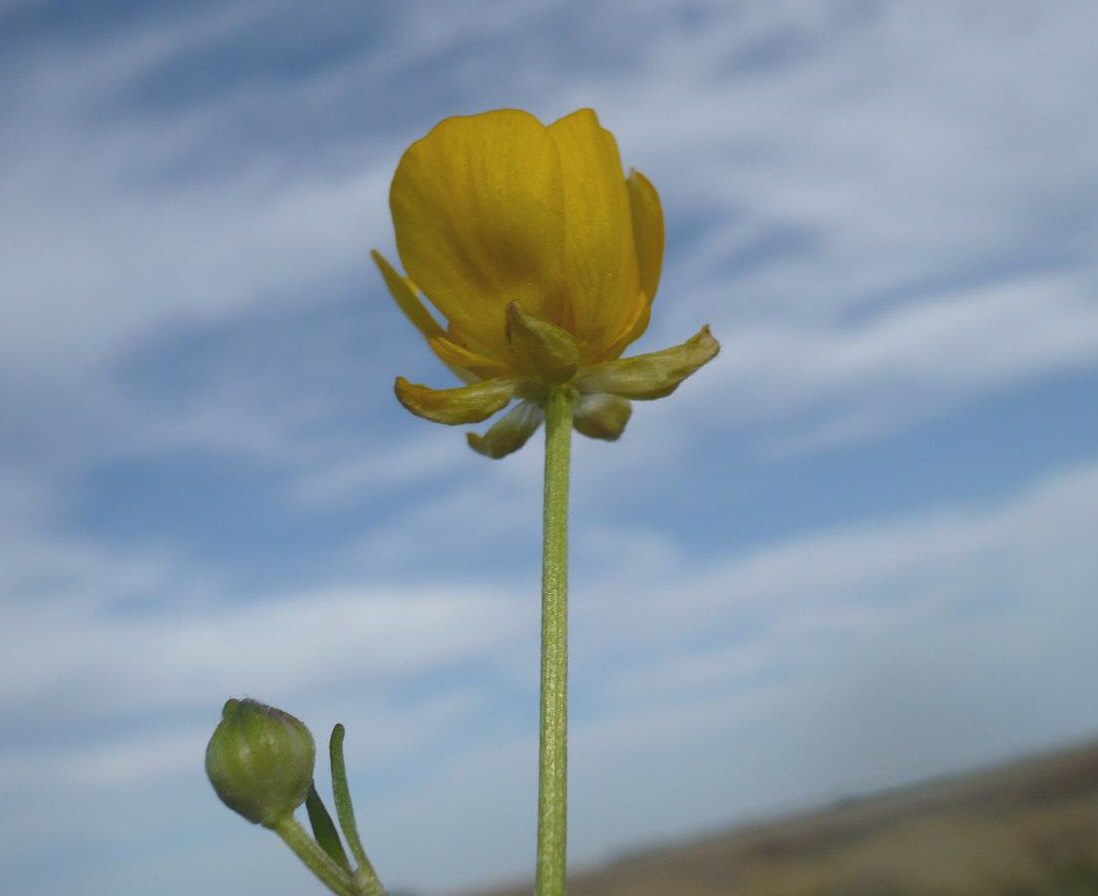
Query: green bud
[{"left": 205, "top": 698, "right": 316, "bottom": 827}]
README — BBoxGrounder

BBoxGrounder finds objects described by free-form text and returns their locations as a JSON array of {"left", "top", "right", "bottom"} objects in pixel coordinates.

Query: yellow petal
[
  {"left": 547, "top": 109, "right": 640, "bottom": 360},
  {"left": 600, "top": 290, "right": 652, "bottom": 363},
  {"left": 390, "top": 110, "right": 566, "bottom": 361},
  {"left": 626, "top": 170, "right": 664, "bottom": 311},
  {"left": 505, "top": 302, "right": 579, "bottom": 385},
  {"left": 370, "top": 250, "right": 444, "bottom": 343},
  {"left": 573, "top": 326, "right": 720, "bottom": 400},
  {"left": 573, "top": 394, "right": 632, "bottom": 441},
  {"left": 467, "top": 399, "right": 545, "bottom": 459},
  {"left": 427, "top": 335, "right": 508, "bottom": 383},
  {"left": 597, "top": 171, "right": 661, "bottom": 359},
  {"left": 394, "top": 376, "right": 519, "bottom": 424}
]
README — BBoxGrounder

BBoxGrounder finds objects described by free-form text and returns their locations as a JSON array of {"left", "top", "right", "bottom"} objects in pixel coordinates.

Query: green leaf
[
  {"left": 330, "top": 725, "right": 386, "bottom": 895},
  {"left": 305, "top": 782, "right": 351, "bottom": 872}
]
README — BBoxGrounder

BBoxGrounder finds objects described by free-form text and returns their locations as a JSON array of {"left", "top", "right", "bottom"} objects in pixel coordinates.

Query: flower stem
[
  {"left": 536, "top": 387, "right": 574, "bottom": 896},
  {"left": 271, "top": 814, "right": 360, "bottom": 896}
]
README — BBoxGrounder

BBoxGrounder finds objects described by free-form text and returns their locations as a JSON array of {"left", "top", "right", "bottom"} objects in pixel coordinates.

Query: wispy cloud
[{"left": 711, "top": 269, "right": 1098, "bottom": 450}]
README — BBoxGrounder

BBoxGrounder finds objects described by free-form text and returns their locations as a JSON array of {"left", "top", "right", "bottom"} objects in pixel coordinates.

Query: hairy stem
[{"left": 535, "top": 387, "right": 574, "bottom": 896}]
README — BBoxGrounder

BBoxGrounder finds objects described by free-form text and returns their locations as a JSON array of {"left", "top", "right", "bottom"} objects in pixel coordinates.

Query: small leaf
[
  {"left": 305, "top": 783, "right": 351, "bottom": 872},
  {"left": 329, "top": 725, "right": 366, "bottom": 870}
]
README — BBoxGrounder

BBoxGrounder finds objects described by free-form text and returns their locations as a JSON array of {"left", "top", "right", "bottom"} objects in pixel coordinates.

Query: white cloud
[
  {"left": 581, "top": 455, "right": 1098, "bottom": 650},
  {"left": 0, "top": 157, "right": 388, "bottom": 382},
  {"left": 2, "top": 582, "right": 529, "bottom": 724},
  {"left": 289, "top": 428, "right": 470, "bottom": 509},
  {"left": 681, "top": 266, "right": 1098, "bottom": 452},
  {"left": 1, "top": 5, "right": 399, "bottom": 395}
]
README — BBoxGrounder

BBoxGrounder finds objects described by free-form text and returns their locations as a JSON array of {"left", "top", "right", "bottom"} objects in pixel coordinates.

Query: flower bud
[{"left": 205, "top": 698, "right": 316, "bottom": 827}]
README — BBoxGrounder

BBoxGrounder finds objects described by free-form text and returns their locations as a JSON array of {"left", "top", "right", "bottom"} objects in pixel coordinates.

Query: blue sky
[{"left": 2, "top": 0, "right": 1097, "bottom": 893}]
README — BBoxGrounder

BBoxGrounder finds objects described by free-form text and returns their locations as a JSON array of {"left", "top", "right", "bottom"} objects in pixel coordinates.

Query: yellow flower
[{"left": 372, "top": 108, "right": 719, "bottom": 458}]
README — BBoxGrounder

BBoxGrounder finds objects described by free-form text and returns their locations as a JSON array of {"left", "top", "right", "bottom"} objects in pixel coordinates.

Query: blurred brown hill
[{"left": 463, "top": 737, "right": 1098, "bottom": 896}]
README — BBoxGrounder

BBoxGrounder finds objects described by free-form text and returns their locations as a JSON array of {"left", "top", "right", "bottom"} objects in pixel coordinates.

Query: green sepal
[
  {"left": 574, "top": 325, "right": 719, "bottom": 400},
  {"left": 467, "top": 398, "right": 545, "bottom": 458},
  {"left": 573, "top": 393, "right": 632, "bottom": 440},
  {"left": 506, "top": 302, "right": 579, "bottom": 385},
  {"left": 394, "top": 375, "right": 518, "bottom": 424}
]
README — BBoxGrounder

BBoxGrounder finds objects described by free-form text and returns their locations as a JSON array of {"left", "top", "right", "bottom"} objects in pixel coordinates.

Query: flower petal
[
  {"left": 467, "top": 399, "right": 545, "bottom": 459},
  {"left": 390, "top": 110, "right": 566, "bottom": 361},
  {"left": 573, "top": 393, "right": 632, "bottom": 441},
  {"left": 626, "top": 170, "right": 664, "bottom": 311},
  {"left": 370, "top": 250, "right": 444, "bottom": 343},
  {"left": 427, "top": 335, "right": 507, "bottom": 383},
  {"left": 505, "top": 302, "right": 579, "bottom": 385},
  {"left": 573, "top": 326, "right": 720, "bottom": 400},
  {"left": 600, "top": 290, "right": 652, "bottom": 363},
  {"left": 394, "top": 375, "right": 519, "bottom": 424},
  {"left": 547, "top": 109, "right": 641, "bottom": 361},
  {"left": 598, "top": 171, "right": 662, "bottom": 360}
]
